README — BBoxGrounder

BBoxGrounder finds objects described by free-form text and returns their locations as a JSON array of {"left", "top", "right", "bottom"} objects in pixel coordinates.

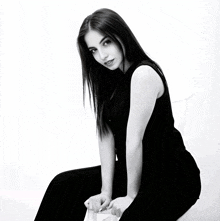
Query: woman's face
[{"left": 84, "top": 29, "right": 124, "bottom": 71}]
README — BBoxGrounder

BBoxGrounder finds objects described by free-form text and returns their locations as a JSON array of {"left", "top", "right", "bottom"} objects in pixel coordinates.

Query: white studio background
[{"left": 0, "top": 0, "right": 220, "bottom": 220}]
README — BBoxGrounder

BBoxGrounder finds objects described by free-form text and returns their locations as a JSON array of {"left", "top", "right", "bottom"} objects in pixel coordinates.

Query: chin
[
  {"left": 104, "top": 64, "right": 118, "bottom": 71},
  {"left": 107, "top": 66, "right": 118, "bottom": 71},
  {"left": 107, "top": 62, "right": 121, "bottom": 71}
]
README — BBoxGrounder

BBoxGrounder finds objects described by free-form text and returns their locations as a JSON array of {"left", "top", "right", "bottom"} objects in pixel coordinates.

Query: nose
[{"left": 98, "top": 49, "right": 108, "bottom": 60}]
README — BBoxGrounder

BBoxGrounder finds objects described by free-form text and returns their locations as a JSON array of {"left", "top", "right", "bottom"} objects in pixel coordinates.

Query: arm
[
  {"left": 108, "top": 66, "right": 164, "bottom": 217},
  {"left": 126, "top": 66, "right": 164, "bottom": 198},
  {"left": 84, "top": 127, "right": 116, "bottom": 212},
  {"left": 99, "top": 128, "right": 116, "bottom": 198}
]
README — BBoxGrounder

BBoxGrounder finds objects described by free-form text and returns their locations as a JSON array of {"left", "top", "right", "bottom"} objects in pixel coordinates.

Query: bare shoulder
[
  {"left": 132, "top": 65, "right": 160, "bottom": 82},
  {"left": 131, "top": 65, "right": 164, "bottom": 97}
]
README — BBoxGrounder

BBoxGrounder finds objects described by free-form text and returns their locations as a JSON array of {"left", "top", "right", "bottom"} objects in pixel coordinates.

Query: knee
[
  {"left": 49, "top": 169, "right": 88, "bottom": 187},
  {"left": 53, "top": 171, "right": 69, "bottom": 182},
  {"left": 47, "top": 166, "right": 101, "bottom": 190},
  {"left": 48, "top": 170, "right": 75, "bottom": 187}
]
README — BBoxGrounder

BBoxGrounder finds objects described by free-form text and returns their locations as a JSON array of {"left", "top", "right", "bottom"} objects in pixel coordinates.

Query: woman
[{"left": 35, "top": 8, "right": 201, "bottom": 221}]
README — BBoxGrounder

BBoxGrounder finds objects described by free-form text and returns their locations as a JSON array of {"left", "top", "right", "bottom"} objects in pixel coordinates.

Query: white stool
[{"left": 84, "top": 209, "right": 119, "bottom": 221}]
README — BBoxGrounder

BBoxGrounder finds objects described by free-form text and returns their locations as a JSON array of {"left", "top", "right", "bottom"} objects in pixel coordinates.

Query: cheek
[
  {"left": 115, "top": 46, "right": 123, "bottom": 59},
  {"left": 116, "top": 50, "right": 123, "bottom": 61}
]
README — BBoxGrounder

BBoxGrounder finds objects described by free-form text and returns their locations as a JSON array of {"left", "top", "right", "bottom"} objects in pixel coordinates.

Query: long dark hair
[{"left": 77, "top": 8, "right": 163, "bottom": 137}]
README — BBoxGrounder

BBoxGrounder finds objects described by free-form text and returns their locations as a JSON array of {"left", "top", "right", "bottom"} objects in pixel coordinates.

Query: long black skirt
[{"left": 34, "top": 162, "right": 201, "bottom": 221}]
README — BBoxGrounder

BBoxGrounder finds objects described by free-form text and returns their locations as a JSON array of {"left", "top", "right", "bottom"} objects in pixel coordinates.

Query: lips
[{"left": 104, "top": 59, "right": 114, "bottom": 66}]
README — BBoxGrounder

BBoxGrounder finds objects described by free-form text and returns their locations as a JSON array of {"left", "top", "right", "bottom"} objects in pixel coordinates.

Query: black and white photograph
[{"left": 0, "top": 1, "right": 219, "bottom": 220}]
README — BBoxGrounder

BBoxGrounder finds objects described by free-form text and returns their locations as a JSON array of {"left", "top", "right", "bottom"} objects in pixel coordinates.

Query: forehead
[{"left": 84, "top": 29, "right": 105, "bottom": 47}]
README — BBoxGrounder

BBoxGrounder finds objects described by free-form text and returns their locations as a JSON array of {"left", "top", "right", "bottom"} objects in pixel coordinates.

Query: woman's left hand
[{"left": 107, "top": 196, "right": 134, "bottom": 218}]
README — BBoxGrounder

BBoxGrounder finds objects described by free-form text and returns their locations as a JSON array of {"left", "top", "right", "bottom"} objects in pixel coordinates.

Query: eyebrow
[
  {"left": 88, "top": 36, "right": 108, "bottom": 50},
  {"left": 99, "top": 36, "right": 108, "bottom": 44}
]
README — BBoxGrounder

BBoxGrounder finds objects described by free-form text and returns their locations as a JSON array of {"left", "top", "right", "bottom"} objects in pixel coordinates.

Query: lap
[
  {"left": 35, "top": 165, "right": 103, "bottom": 220},
  {"left": 120, "top": 177, "right": 201, "bottom": 221},
  {"left": 50, "top": 162, "right": 127, "bottom": 197},
  {"left": 38, "top": 162, "right": 200, "bottom": 221},
  {"left": 52, "top": 165, "right": 102, "bottom": 183}
]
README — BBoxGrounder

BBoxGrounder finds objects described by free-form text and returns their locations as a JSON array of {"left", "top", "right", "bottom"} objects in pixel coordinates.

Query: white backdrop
[{"left": 0, "top": 0, "right": 220, "bottom": 220}]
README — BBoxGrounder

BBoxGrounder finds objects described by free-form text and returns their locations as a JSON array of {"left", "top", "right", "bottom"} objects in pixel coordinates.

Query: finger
[
  {"left": 85, "top": 201, "right": 93, "bottom": 211},
  {"left": 115, "top": 209, "right": 121, "bottom": 218},
  {"left": 84, "top": 199, "right": 89, "bottom": 208},
  {"left": 89, "top": 198, "right": 101, "bottom": 213},
  {"left": 111, "top": 207, "right": 116, "bottom": 216},
  {"left": 107, "top": 200, "right": 114, "bottom": 209},
  {"left": 94, "top": 202, "right": 101, "bottom": 213},
  {"left": 100, "top": 199, "right": 110, "bottom": 211},
  {"left": 87, "top": 201, "right": 93, "bottom": 210}
]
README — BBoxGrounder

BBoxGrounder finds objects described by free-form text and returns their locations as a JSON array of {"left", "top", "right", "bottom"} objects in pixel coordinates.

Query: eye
[
  {"left": 103, "top": 39, "right": 111, "bottom": 46},
  {"left": 89, "top": 48, "right": 97, "bottom": 54}
]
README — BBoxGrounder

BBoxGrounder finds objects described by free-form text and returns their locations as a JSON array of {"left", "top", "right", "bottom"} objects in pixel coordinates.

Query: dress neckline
[{"left": 124, "top": 61, "right": 139, "bottom": 76}]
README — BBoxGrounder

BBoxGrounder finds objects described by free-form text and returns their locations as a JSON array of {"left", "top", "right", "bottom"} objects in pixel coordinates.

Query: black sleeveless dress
[{"left": 35, "top": 60, "right": 201, "bottom": 221}]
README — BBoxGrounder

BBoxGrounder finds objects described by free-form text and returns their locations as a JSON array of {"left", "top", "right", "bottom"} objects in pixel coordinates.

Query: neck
[{"left": 119, "top": 59, "right": 133, "bottom": 74}]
